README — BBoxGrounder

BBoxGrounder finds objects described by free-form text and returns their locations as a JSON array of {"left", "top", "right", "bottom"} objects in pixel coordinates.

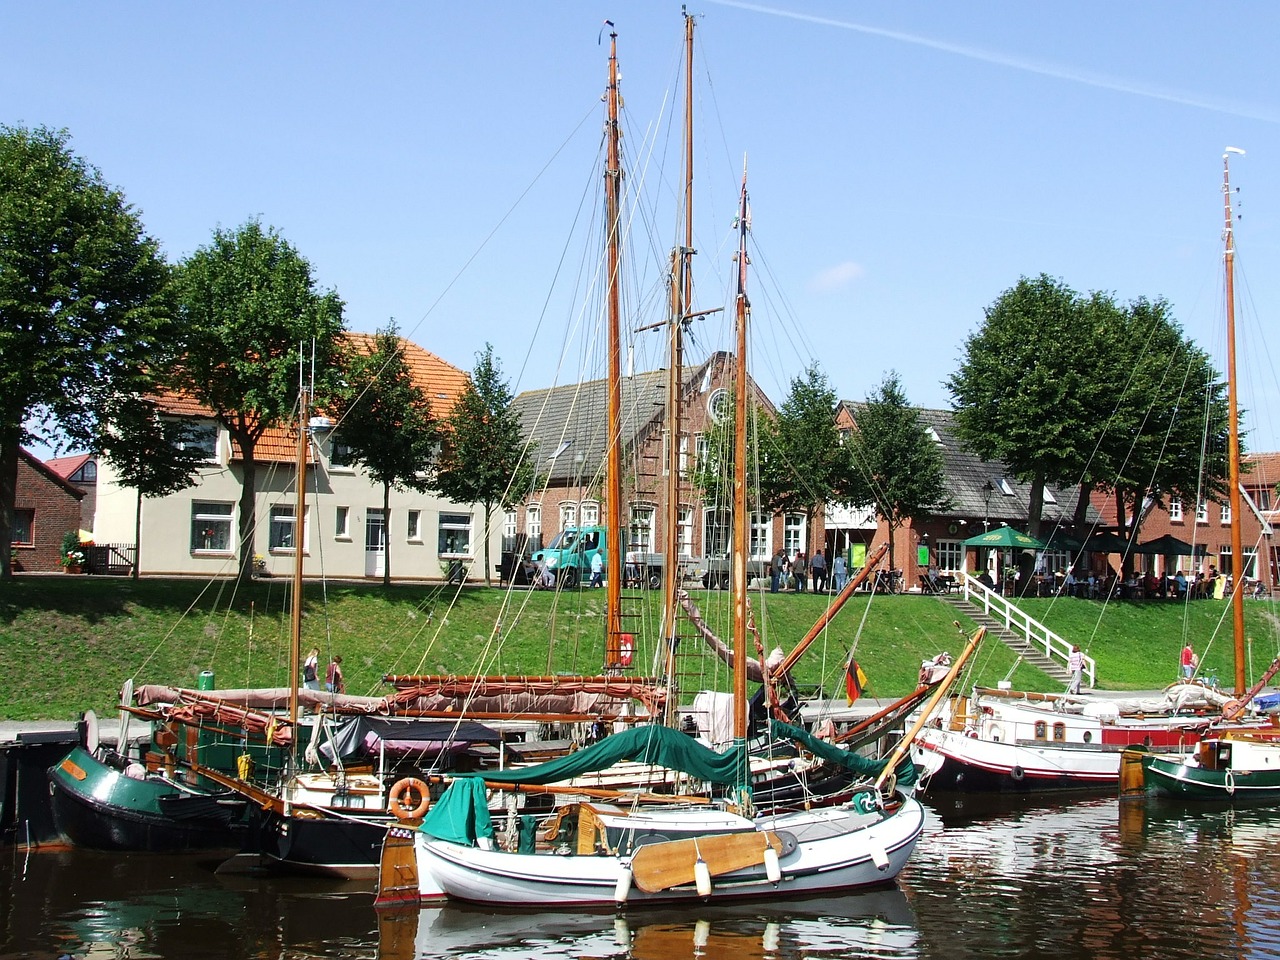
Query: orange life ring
[{"left": 388, "top": 777, "right": 430, "bottom": 820}]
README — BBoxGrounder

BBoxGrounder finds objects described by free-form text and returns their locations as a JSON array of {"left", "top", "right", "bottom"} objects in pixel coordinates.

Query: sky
[{"left": 5, "top": 1, "right": 1280, "bottom": 454}]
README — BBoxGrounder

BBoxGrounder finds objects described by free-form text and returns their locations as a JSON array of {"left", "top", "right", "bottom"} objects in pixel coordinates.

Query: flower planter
[{"left": 63, "top": 564, "right": 82, "bottom": 574}]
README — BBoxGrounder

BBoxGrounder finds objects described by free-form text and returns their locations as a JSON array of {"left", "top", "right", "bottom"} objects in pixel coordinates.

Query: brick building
[{"left": 12, "top": 449, "right": 84, "bottom": 573}]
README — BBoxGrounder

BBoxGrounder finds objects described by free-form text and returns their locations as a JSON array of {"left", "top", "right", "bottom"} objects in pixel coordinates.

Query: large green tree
[
  {"left": 844, "top": 371, "right": 948, "bottom": 574},
  {"left": 0, "top": 125, "right": 172, "bottom": 578},
  {"left": 170, "top": 221, "right": 345, "bottom": 582},
  {"left": 759, "top": 364, "right": 848, "bottom": 553},
  {"left": 433, "top": 344, "right": 534, "bottom": 587},
  {"left": 332, "top": 325, "right": 439, "bottom": 586}
]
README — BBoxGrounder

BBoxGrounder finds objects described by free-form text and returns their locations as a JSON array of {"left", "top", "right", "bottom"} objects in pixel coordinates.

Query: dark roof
[{"left": 838, "top": 403, "right": 1098, "bottom": 526}]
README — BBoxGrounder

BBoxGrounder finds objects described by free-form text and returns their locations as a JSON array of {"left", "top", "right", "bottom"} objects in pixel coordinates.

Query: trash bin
[{"left": 197, "top": 670, "right": 216, "bottom": 691}]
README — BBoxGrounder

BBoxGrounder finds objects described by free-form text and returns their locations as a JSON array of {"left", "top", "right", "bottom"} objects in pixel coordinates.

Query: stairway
[{"left": 933, "top": 593, "right": 1074, "bottom": 686}]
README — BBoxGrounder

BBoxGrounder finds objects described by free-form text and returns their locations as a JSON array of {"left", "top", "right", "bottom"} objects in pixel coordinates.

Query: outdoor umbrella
[
  {"left": 1083, "top": 532, "right": 1133, "bottom": 554},
  {"left": 1135, "top": 534, "right": 1207, "bottom": 556},
  {"left": 1043, "top": 529, "right": 1084, "bottom": 551},
  {"left": 962, "top": 527, "right": 1046, "bottom": 550}
]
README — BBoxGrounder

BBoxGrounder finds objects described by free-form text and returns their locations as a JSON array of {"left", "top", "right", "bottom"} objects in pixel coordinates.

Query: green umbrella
[
  {"left": 1044, "top": 529, "right": 1084, "bottom": 551},
  {"left": 1134, "top": 534, "right": 1207, "bottom": 556},
  {"left": 962, "top": 527, "right": 1046, "bottom": 550},
  {"left": 1083, "top": 532, "right": 1133, "bottom": 553}
]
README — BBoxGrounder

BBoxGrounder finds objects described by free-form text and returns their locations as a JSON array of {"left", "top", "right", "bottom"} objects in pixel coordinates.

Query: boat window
[
  {"left": 1082, "top": 731, "right": 1092, "bottom": 744},
  {"left": 1034, "top": 721, "right": 1047, "bottom": 740},
  {"left": 1053, "top": 722, "right": 1066, "bottom": 742}
]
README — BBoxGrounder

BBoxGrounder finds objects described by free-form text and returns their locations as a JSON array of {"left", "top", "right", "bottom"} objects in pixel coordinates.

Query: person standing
[
  {"left": 792, "top": 550, "right": 808, "bottom": 593},
  {"left": 326, "top": 655, "right": 345, "bottom": 694},
  {"left": 770, "top": 548, "right": 786, "bottom": 594},
  {"left": 590, "top": 550, "right": 604, "bottom": 588},
  {"left": 1180, "top": 643, "right": 1195, "bottom": 679},
  {"left": 1067, "top": 644, "right": 1084, "bottom": 694},
  {"left": 833, "top": 553, "right": 848, "bottom": 592},
  {"left": 302, "top": 648, "right": 320, "bottom": 691},
  {"left": 811, "top": 550, "right": 827, "bottom": 592}
]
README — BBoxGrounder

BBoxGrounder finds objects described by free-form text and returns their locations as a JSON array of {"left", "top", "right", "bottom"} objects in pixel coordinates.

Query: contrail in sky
[{"left": 710, "top": 0, "right": 1280, "bottom": 124}]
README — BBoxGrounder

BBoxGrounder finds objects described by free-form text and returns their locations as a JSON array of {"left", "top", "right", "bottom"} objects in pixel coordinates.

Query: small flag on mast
[{"left": 845, "top": 660, "right": 868, "bottom": 705}]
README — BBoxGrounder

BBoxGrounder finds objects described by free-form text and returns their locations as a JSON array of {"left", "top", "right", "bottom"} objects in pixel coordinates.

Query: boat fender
[
  {"left": 764, "top": 844, "right": 781, "bottom": 884},
  {"left": 869, "top": 843, "right": 890, "bottom": 872},
  {"left": 614, "top": 864, "right": 633, "bottom": 904},
  {"left": 1226, "top": 769, "right": 1236, "bottom": 796},
  {"left": 388, "top": 777, "right": 431, "bottom": 820},
  {"left": 694, "top": 856, "right": 712, "bottom": 897},
  {"left": 1010, "top": 765, "right": 1025, "bottom": 781}
]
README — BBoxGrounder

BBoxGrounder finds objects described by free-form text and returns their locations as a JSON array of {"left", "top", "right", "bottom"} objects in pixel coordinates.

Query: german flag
[{"left": 845, "top": 660, "right": 868, "bottom": 705}]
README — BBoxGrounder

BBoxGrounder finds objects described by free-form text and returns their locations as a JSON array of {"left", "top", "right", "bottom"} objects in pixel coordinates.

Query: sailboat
[
  {"left": 1126, "top": 150, "right": 1280, "bottom": 800},
  {"left": 375, "top": 28, "right": 926, "bottom": 908}
]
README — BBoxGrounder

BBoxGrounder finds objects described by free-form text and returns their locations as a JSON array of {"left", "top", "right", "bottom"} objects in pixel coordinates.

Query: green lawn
[{"left": 2, "top": 576, "right": 1276, "bottom": 721}]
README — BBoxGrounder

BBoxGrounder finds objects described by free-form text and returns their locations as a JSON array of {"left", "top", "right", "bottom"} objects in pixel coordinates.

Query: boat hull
[
  {"left": 415, "top": 798, "right": 925, "bottom": 907},
  {"left": 1142, "top": 740, "right": 1280, "bottom": 802},
  {"left": 48, "top": 746, "right": 243, "bottom": 852},
  {"left": 241, "top": 804, "right": 390, "bottom": 880}
]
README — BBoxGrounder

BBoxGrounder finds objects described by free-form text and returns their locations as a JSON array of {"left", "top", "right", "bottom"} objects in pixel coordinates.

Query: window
[
  {"left": 560, "top": 502, "right": 577, "bottom": 530},
  {"left": 69, "top": 461, "right": 97, "bottom": 483},
  {"left": 526, "top": 504, "right": 541, "bottom": 541},
  {"left": 437, "top": 513, "right": 473, "bottom": 556},
  {"left": 1040, "top": 549, "right": 1069, "bottom": 575},
  {"left": 997, "top": 478, "right": 1015, "bottom": 497},
  {"left": 935, "top": 540, "right": 964, "bottom": 574},
  {"left": 12, "top": 509, "right": 33, "bottom": 545},
  {"left": 1196, "top": 501, "right": 1209, "bottom": 524},
  {"left": 1042, "top": 486, "right": 1056, "bottom": 505},
  {"left": 269, "top": 504, "right": 304, "bottom": 551},
  {"left": 629, "top": 504, "right": 655, "bottom": 554},
  {"left": 180, "top": 422, "right": 218, "bottom": 463},
  {"left": 1243, "top": 548, "right": 1258, "bottom": 579},
  {"left": 704, "top": 508, "right": 730, "bottom": 558},
  {"left": 580, "top": 501, "right": 600, "bottom": 526},
  {"left": 750, "top": 512, "right": 771, "bottom": 560},
  {"left": 503, "top": 509, "right": 517, "bottom": 539},
  {"left": 1034, "top": 721, "right": 1047, "bottom": 740},
  {"left": 1258, "top": 488, "right": 1272, "bottom": 511},
  {"left": 784, "top": 514, "right": 806, "bottom": 555},
  {"left": 1053, "top": 723, "right": 1067, "bottom": 742},
  {"left": 706, "top": 388, "right": 729, "bottom": 422},
  {"left": 330, "top": 433, "right": 356, "bottom": 470},
  {"left": 678, "top": 506, "right": 694, "bottom": 557},
  {"left": 191, "top": 501, "right": 233, "bottom": 553},
  {"left": 408, "top": 510, "right": 421, "bottom": 541},
  {"left": 1219, "top": 547, "right": 1233, "bottom": 576},
  {"left": 1169, "top": 499, "right": 1183, "bottom": 522},
  {"left": 335, "top": 506, "right": 350, "bottom": 539},
  {"left": 694, "top": 434, "right": 708, "bottom": 469},
  {"left": 678, "top": 434, "right": 690, "bottom": 477},
  {"left": 1220, "top": 502, "right": 1232, "bottom": 524}
]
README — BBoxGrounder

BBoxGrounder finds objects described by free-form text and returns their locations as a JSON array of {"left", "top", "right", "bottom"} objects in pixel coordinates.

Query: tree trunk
[
  {"left": 1018, "top": 472, "right": 1046, "bottom": 596},
  {"left": 382, "top": 482, "right": 392, "bottom": 588},
  {"left": 133, "top": 487, "right": 142, "bottom": 581},
  {"left": 234, "top": 431, "right": 258, "bottom": 584},
  {"left": 481, "top": 499, "right": 493, "bottom": 588},
  {"left": 0, "top": 437, "right": 16, "bottom": 580}
]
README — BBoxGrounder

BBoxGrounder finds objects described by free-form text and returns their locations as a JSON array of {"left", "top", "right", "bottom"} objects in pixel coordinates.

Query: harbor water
[{"left": 3, "top": 792, "right": 1278, "bottom": 960}]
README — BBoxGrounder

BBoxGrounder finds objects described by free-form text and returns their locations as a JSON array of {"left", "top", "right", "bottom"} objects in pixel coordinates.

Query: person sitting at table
[
  {"left": 1064, "top": 569, "right": 1078, "bottom": 596},
  {"left": 1142, "top": 571, "right": 1161, "bottom": 599},
  {"left": 1174, "top": 569, "right": 1188, "bottom": 599}
]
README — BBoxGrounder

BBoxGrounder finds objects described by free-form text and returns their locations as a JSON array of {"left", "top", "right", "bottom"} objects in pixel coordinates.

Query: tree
[
  {"left": 843, "top": 372, "right": 948, "bottom": 575},
  {"left": 170, "top": 221, "right": 345, "bottom": 582},
  {"left": 433, "top": 344, "right": 534, "bottom": 587},
  {"left": 98, "top": 397, "right": 207, "bottom": 579},
  {"left": 331, "top": 325, "right": 439, "bottom": 586},
  {"left": 0, "top": 125, "right": 171, "bottom": 578},
  {"left": 758, "top": 364, "right": 848, "bottom": 554}
]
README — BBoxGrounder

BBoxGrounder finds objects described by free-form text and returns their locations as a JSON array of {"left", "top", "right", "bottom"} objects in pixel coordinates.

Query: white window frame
[
  {"left": 629, "top": 504, "right": 656, "bottom": 554},
  {"left": 935, "top": 539, "right": 964, "bottom": 574},
  {"left": 329, "top": 433, "right": 357, "bottom": 471},
  {"left": 703, "top": 508, "right": 730, "bottom": 559},
  {"left": 784, "top": 514, "right": 806, "bottom": 555},
  {"left": 526, "top": 504, "right": 542, "bottom": 540},
  {"left": 407, "top": 509, "right": 422, "bottom": 542},
  {"left": 560, "top": 502, "right": 578, "bottom": 530},
  {"left": 191, "top": 501, "right": 234, "bottom": 554},
  {"left": 437, "top": 513, "right": 473, "bottom": 557},
  {"left": 502, "top": 509, "right": 517, "bottom": 539},
  {"left": 335, "top": 505, "right": 351, "bottom": 539},
  {"left": 180, "top": 422, "right": 219, "bottom": 464},
  {"left": 269, "top": 504, "right": 305, "bottom": 553},
  {"left": 677, "top": 506, "right": 694, "bottom": 557},
  {"left": 1169, "top": 499, "right": 1183, "bottom": 522},
  {"left": 1220, "top": 502, "right": 1232, "bottom": 524},
  {"left": 580, "top": 500, "right": 600, "bottom": 526},
  {"left": 750, "top": 512, "right": 771, "bottom": 560},
  {"left": 1197, "top": 500, "right": 1209, "bottom": 524}
]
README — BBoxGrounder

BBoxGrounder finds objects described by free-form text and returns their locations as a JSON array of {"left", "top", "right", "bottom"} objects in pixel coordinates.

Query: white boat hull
[{"left": 413, "top": 799, "right": 925, "bottom": 906}]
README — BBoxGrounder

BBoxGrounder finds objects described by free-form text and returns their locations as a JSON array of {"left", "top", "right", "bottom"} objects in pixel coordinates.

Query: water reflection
[{"left": 5, "top": 798, "right": 1280, "bottom": 959}]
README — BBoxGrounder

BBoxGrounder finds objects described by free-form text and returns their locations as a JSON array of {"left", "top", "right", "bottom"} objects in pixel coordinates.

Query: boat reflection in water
[{"left": 377, "top": 890, "right": 917, "bottom": 960}]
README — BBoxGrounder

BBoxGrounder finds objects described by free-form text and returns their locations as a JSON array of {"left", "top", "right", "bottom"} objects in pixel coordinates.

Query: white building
[{"left": 93, "top": 334, "right": 501, "bottom": 582}]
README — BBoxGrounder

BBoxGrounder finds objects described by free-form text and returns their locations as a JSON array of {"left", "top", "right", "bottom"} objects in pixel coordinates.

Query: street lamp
[{"left": 981, "top": 481, "right": 994, "bottom": 532}]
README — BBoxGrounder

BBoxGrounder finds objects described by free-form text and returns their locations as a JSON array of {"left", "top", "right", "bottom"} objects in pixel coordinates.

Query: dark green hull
[{"left": 1142, "top": 753, "right": 1280, "bottom": 802}]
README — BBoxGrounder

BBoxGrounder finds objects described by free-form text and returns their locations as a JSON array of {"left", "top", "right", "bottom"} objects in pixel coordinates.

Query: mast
[
  {"left": 1222, "top": 147, "right": 1246, "bottom": 696},
  {"left": 660, "top": 10, "right": 696, "bottom": 722},
  {"left": 288, "top": 388, "right": 309, "bottom": 767},
  {"left": 731, "top": 166, "right": 750, "bottom": 751},
  {"left": 603, "top": 29, "right": 626, "bottom": 668}
]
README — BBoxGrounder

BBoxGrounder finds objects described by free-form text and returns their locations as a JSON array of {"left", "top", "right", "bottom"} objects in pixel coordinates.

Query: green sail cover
[
  {"left": 769, "top": 719, "right": 918, "bottom": 789},
  {"left": 419, "top": 726, "right": 750, "bottom": 845}
]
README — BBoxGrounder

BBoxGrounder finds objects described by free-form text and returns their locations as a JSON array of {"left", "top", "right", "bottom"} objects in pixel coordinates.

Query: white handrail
[{"left": 958, "top": 574, "right": 1096, "bottom": 687}]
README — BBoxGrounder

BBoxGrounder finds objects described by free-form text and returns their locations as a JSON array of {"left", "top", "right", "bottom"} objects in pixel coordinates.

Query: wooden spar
[
  {"left": 731, "top": 166, "right": 750, "bottom": 750},
  {"left": 289, "top": 388, "right": 309, "bottom": 768},
  {"left": 773, "top": 541, "right": 890, "bottom": 678},
  {"left": 874, "top": 626, "right": 985, "bottom": 790},
  {"left": 833, "top": 683, "right": 934, "bottom": 744},
  {"left": 603, "top": 28, "right": 625, "bottom": 666},
  {"left": 1223, "top": 656, "right": 1280, "bottom": 722},
  {"left": 1222, "top": 148, "right": 1246, "bottom": 696},
  {"left": 659, "top": 14, "right": 694, "bottom": 724},
  {"left": 425, "top": 777, "right": 709, "bottom": 806}
]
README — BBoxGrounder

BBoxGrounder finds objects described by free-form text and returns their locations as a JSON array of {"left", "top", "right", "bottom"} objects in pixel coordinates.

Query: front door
[{"left": 365, "top": 509, "right": 386, "bottom": 578}]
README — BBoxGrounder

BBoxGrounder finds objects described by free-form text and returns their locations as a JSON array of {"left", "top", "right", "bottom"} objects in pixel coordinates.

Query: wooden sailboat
[
  {"left": 1125, "top": 148, "right": 1280, "bottom": 801},
  {"left": 379, "top": 29, "right": 926, "bottom": 907}
]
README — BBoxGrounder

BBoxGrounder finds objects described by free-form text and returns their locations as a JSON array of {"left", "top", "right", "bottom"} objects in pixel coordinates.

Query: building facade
[{"left": 12, "top": 450, "right": 85, "bottom": 573}]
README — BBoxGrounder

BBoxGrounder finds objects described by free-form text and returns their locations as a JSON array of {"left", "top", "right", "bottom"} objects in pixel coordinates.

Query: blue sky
[{"left": 5, "top": 2, "right": 1279, "bottom": 452}]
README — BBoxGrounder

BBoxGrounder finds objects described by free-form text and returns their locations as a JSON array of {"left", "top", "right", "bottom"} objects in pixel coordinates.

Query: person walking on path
[
  {"left": 770, "top": 548, "right": 786, "bottom": 594},
  {"left": 1067, "top": 644, "right": 1084, "bottom": 694},
  {"left": 326, "top": 655, "right": 345, "bottom": 694},
  {"left": 811, "top": 550, "right": 827, "bottom": 592}
]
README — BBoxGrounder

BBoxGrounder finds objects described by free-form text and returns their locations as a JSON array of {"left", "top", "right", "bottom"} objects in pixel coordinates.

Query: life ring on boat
[
  {"left": 619, "top": 634, "right": 634, "bottom": 667},
  {"left": 1010, "top": 765, "right": 1025, "bottom": 782},
  {"left": 388, "top": 777, "right": 431, "bottom": 820}
]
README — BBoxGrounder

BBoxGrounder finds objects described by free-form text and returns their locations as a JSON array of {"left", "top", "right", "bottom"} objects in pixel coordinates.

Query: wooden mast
[
  {"left": 1222, "top": 147, "right": 1246, "bottom": 696},
  {"left": 660, "top": 10, "right": 696, "bottom": 722},
  {"left": 603, "top": 28, "right": 626, "bottom": 668},
  {"left": 731, "top": 165, "right": 750, "bottom": 753},
  {"left": 288, "top": 388, "right": 309, "bottom": 768}
]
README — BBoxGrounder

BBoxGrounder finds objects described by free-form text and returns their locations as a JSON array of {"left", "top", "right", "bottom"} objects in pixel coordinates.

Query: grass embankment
[{"left": 2, "top": 577, "right": 1277, "bottom": 721}]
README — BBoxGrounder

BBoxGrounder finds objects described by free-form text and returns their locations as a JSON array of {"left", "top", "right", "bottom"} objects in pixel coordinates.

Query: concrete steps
[{"left": 934, "top": 593, "right": 1073, "bottom": 685}]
